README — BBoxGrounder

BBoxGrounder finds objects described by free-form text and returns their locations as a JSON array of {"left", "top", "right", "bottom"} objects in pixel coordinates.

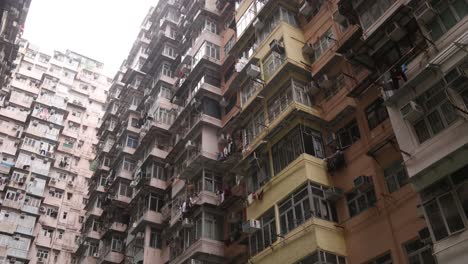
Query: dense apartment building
[
  {"left": 0, "top": 0, "right": 31, "bottom": 93},
  {"left": 84, "top": 0, "right": 467, "bottom": 264},
  {"left": 0, "top": 39, "right": 110, "bottom": 264}
]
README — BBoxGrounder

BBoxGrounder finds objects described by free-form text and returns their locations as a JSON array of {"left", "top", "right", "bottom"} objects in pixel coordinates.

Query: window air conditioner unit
[
  {"left": 299, "top": 1, "right": 313, "bottom": 16},
  {"left": 269, "top": 39, "right": 284, "bottom": 53},
  {"left": 415, "top": 1, "right": 438, "bottom": 23},
  {"left": 93, "top": 253, "right": 99, "bottom": 257},
  {"left": 302, "top": 42, "right": 316, "bottom": 55},
  {"left": 246, "top": 64, "right": 261, "bottom": 78},
  {"left": 253, "top": 18, "right": 264, "bottom": 30},
  {"left": 242, "top": 219, "right": 262, "bottom": 234},
  {"left": 400, "top": 101, "right": 423, "bottom": 122},
  {"left": 353, "top": 175, "right": 372, "bottom": 192},
  {"left": 386, "top": 22, "right": 407, "bottom": 42},
  {"left": 324, "top": 187, "right": 343, "bottom": 201},
  {"left": 418, "top": 227, "right": 432, "bottom": 244},
  {"left": 185, "top": 140, "right": 196, "bottom": 150},
  {"left": 9, "top": 258, "right": 16, "bottom": 263}
]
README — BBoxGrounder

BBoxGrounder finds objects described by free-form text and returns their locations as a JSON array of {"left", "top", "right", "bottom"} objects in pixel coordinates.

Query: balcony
[
  {"left": 36, "top": 93, "right": 68, "bottom": 110},
  {"left": 6, "top": 247, "right": 28, "bottom": 259},
  {"left": 169, "top": 238, "right": 225, "bottom": 264},
  {"left": 243, "top": 102, "right": 320, "bottom": 159},
  {"left": 177, "top": 149, "right": 218, "bottom": 180},
  {"left": 84, "top": 228, "right": 102, "bottom": 241},
  {"left": 39, "top": 214, "right": 58, "bottom": 229},
  {"left": 87, "top": 206, "right": 104, "bottom": 218},
  {"left": 129, "top": 209, "right": 164, "bottom": 234},
  {"left": 21, "top": 204, "right": 40, "bottom": 215},
  {"left": 10, "top": 78, "right": 40, "bottom": 94},
  {"left": 43, "top": 195, "right": 62, "bottom": 208},
  {"left": 25, "top": 123, "right": 60, "bottom": 142},
  {"left": 98, "top": 247, "right": 124, "bottom": 264},
  {"left": 35, "top": 235, "right": 52, "bottom": 248},
  {"left": 249, "top": 218, "right": 345, "bottom": 264},
  {"left": 247, "top": 154, "right": 329, "bottom": 220},
  {"left": 9, "top": 90, "right": 33, "bottom": 108},
  {"left": 31, "top": 107, "right": 65, "bottom": 126},
  {"left": 0, "top": 106, "right": 28, "bottom": 122}
]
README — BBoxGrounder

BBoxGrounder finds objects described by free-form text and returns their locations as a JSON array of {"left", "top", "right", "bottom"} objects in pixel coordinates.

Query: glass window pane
[
  {"left": 425, "top": 200, "right": 448, "bottom": 240},
  {"left": 439, "top": 193, "right": 465, "bottom": 233}
]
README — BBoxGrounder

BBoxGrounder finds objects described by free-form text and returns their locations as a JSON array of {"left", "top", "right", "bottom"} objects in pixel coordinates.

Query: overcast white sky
[{"left": 23, "top": 0, "right": 157, "bottom": 77}]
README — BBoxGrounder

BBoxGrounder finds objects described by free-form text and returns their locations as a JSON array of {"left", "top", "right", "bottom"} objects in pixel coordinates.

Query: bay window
[
  {"left": 263, "top": 51, "right": 285, "bottom": 80},
  {"left": 279, "top": 182, "right": 337, "bottom": 235},
  {"left": 271, "top": 125, "right": 324, "bottom": 175},
  {"left": 249, "top": 208, "right": 277, "bottom": 256},
  {"left": 426, "top": 0, "right": 467, "bottom": 41},
  {"left": 421, "top": 165, "right": 468, "bottom": 241}
]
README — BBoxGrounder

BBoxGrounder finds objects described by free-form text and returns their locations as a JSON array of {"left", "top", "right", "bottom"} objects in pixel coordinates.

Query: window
[
  {"left": 366, "top": 98, "right": 389, "bottom": 130},
  {"left": 427, "top": 0, "right": 467, "bottom": 41},
  {"left": 195, "top": 169, "right": 222, "bottom": 193},
  {"left": 421, "top": 165, "right": 468, "bottom": 241},
  {"left": 263, "top": 51, "right": 284, "bottom": 80},
  {"left": 246, "top": 152, "right": 271, "bottom": 193},
  {"left": 224, "top": 36, "right": 235, "bottom": 55},
  {"left": 243, "top": 110, "right": 266, "bottom": 147},
  {"left": 249, "top": 208, "right": 277, "bottom": 256},
  {"left": 123, "top": 158, "right": 136, "bottom": 171},
  {"left": 355, "top": 0, "right": 394, "bottom": 31},
  {"left": 311, "top": 29, "right": 335, "bottom": 62},
  {"left": 413, "top": 76, "right": 459, "bottom": 143},
  {"left": 126, "top": 135, "right": 138, "bottom": 148},
  {"left": 297, "top": 250, "right": 346, "bottom": 264},
  {"left": 193, "top": 42, "right": 220, "bottom": 67},
  {"left": 161, "top": 63, "right": 173, "bottom": 78},
  {"left": 63, "top": 212, "right": 68, "bottom": 219},
  {"left": 131, "top": 118, "right": 139, "bottom": 128},
  {"left": 365, "top": 252, "right": 393, "bottom": 264},
  {"left": 119, "top": 183, "right": 133, "bottom": 197},
  {"left": 163, "top": 44, "right": 176, "bottom": 58},
  {"left": 336, "top": 119, "right": 361, "bottom": 149},
  {"left": 203, "top": 213, "right": 222, "bottom": 240},
  {"left": 149, "top": 228, "right": 162, "bottom": 248},
  {"left": 37, "top": 249, "right": 49, "bottom": 259},
  {"left": 58, "top": 230, "right": 64, "bottom": 239},
  {"left": 42, "top": 228, "right": 53, "bottom": 238},
  {"left": 279, "top": 182, "right": 337, "bottom": 235},
  {"left": 159, "top": 85, "right": 173, "bottom": 99},
  {"left": 404, "top": 239, "right": 436, "bottom": 264},
  {"left": 346, "top": 186, "right": 377, "bottom": 217},
  {"left": 89, "top": 242, "right": 99, "bottom": 256},
  {"left": 384, "top": 161, "right": 409, "bottom": 193},
  {"left": 271, "top": 125, "right": 324, "bottom": 175},
  {"left": 205, "top": 18, "right": 218, "bottom": 34},
  {"left": 111, "top": 236, "right": 124, "bottom": 252}
]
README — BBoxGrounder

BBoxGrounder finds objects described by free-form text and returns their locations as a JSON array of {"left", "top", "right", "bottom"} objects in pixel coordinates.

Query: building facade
[
  {"left": 0, "top": 0, "right": 31, "bottom": 96},
  {"left": 83, "top": 0, "right": 467, "bottom": 264},
  {"left": 0, "top": 39, "right": 110, "bottom": 264}
]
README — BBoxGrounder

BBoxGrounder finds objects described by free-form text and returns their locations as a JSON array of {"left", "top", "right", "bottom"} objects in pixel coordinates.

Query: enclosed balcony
[
  {"left": 0, "top": 105, "right": 29, "bottom": 122},
  {"left": 129, "top": 193, "right": 165, "bottom": 234},
  {"left": 25, "top": 120, "right": 61, "bottom": 142},
  {"left": 36, "top": 92, "right": 68, "bottom": 110},
  {"left": 8, "top": 90, "right": 34, "bottom": 109},
  {"left": 31, "top": 104, "right": 66, "bottom": 126},
  {"left": 97, "top": 236, "right": 125, "bottom": 264}
]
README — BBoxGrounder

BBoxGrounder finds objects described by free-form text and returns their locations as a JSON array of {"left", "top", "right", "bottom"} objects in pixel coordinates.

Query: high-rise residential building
[
  {"left": 0, "top": 0, "right": 31, "bottom": 92},
  {"left": 83, "top": 0, "right": 467, "bottom": 264},
  {"left": 0, "top": 38, "right": 110, "bottom": 264}
]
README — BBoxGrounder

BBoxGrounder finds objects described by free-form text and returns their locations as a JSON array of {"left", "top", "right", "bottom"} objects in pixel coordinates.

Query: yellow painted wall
[{"left": 247, "top": 154, "right": 330, "bottom": 220}]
